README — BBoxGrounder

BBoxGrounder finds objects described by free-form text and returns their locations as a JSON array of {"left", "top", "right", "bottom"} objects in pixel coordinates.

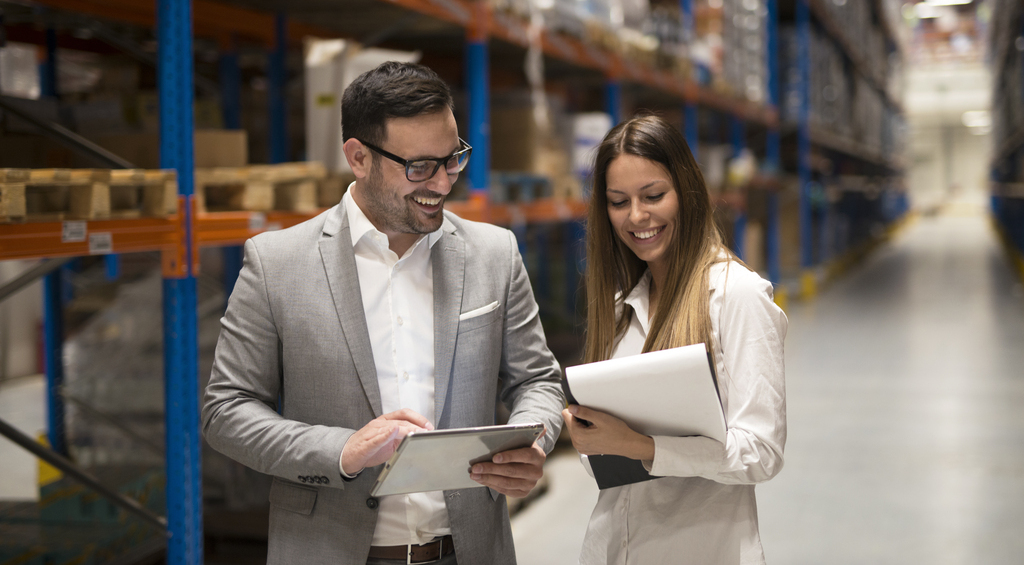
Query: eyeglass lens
[{"left": 407, "top": 149, "right": 470, "bottom": 181}]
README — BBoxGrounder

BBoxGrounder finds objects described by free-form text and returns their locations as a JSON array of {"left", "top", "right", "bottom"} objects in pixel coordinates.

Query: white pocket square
[{"left": 459, "top": 301, "right": 500, "bottom": 321}]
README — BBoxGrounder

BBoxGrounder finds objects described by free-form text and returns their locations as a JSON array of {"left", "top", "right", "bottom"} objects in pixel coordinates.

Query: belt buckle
[{"left": 407, "top": 538, "right": 444, "bottom": 565}]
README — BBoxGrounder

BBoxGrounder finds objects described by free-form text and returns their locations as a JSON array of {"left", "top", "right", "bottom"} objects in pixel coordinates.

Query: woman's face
[{"left": 605, "top": 154, "right": 680, "bottom": 271}]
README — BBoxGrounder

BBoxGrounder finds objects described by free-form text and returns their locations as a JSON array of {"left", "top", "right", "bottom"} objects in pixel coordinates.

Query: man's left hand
[{"left": 469, "top": 428, "right": 547, "bottom": 498}]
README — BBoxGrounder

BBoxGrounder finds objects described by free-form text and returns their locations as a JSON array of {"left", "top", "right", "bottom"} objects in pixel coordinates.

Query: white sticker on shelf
[
  {"left": 249, "top": 213, "right": 267, "bottom": 231},
  {"left": 88, "top": 232, "right": 113, "bottom": 255},
  {"left": 266, "top": 222, "right": 283, "bottom": 232},
  {"left": 62, "top": 221, "right": 87, "bottom": 243}
]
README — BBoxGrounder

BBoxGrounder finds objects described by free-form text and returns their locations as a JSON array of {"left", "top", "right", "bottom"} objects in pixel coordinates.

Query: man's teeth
[
  {"left": 633, "top": 228, "right": 662, "bottom": 240},
  {"left": 414, "top": 196, "right": 441, "bottom": 206}
]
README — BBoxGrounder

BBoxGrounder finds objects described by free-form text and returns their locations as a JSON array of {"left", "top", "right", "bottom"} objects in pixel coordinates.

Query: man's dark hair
[{"left": 341, "top": 61, "right": 455, "bottom": 146}]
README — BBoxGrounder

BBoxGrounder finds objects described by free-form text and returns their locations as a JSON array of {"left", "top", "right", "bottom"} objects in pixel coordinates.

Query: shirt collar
[
  {"left": 343, "top": 182, "right": 444, "bottom": 251},
  {"left": 622, "top": 270, "right": 653, "bottom": 335}
]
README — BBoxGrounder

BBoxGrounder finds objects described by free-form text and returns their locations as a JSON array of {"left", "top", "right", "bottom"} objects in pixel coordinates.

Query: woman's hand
[{"left": 561, "top": 405, "right": 655, "bottom": 462}]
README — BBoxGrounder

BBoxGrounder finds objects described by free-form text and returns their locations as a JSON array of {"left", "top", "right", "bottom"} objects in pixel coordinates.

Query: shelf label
[
  {"left": 88, "top": 232, "right": 113, "bottom": 255},
  {"left": 249, "top": 213, "right": 267, "bottom": 231},
  {"left": 266, "top": 222, "right": 283, "bottom": 232},
  {"left": 62, "top": 221, "right": 87, "bottom": 243}
]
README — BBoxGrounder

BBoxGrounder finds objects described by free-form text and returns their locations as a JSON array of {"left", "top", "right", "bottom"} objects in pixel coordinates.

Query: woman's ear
[{"left": 342, "top": 138, "right": 371, "bottom": 179}]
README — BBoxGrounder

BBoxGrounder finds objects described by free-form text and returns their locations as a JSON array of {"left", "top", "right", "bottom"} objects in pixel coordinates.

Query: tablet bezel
[{"left": 369, "top": 423, "right": 544, "bottom": 497}]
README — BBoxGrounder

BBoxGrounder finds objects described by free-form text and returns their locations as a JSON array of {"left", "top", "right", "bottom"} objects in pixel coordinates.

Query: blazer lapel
[
  {"left": 432, "top": 218, "right": 464, "bottom": 427},
  {"left": 319, "top": 205, "right": 383, "bottom": 418}
]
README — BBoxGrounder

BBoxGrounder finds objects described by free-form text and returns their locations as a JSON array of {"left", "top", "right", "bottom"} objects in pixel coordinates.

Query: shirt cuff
[
  {"left": 648, "top": 435, "right": 725, "bottom": 478},
  {"left": 338, "top": 449, "right": 360, "bottom": 480}
]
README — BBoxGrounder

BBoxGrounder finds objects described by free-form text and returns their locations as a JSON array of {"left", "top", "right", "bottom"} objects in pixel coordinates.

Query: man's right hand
[{"left": 341, "top": 409, "right": 433, "bottom": 476}]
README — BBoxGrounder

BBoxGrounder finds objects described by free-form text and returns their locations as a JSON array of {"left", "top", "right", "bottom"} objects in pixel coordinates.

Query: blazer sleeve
[
  {"left": 202, "top": 238, "right": 354, "bottom": 486},
  {"left": 496, "top": 231, "right": 566, "bottom": 455},
  {"left": 646, "top": 267, "right": 788, "bottom": 484}
]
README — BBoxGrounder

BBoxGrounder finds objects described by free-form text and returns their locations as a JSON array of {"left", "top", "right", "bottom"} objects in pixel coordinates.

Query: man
[{"left": 202, "top": 61, "right": 564, "bottom": 565}]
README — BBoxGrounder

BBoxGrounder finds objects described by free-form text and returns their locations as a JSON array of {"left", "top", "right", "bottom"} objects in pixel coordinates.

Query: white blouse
[{"left": 579, "top": 261, "right": 788, "bottom": 565}]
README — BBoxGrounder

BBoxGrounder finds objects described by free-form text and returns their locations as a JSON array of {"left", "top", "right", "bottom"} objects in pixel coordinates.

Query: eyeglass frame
[{"left": 357, "top": 137, "right": 473, "bottom": 182}]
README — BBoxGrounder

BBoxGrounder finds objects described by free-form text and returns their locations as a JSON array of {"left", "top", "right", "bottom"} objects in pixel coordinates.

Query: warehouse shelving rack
[
  {"left": 0, "top": 0, "right": 908, "bottom": 563},
  {"left": 781, "top": 0, "right": 908, "bottom": 297},
  {"left": 989, "top": 0, "right": 1024, "bottom": 278}
]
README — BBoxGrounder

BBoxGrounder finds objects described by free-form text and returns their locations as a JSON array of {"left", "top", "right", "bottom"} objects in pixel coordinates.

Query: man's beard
[{"left": 362, "top": 163, "right": 445, "bottom": 236}]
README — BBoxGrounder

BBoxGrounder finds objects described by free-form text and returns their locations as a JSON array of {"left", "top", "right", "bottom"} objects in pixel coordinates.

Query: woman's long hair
[{"left": 583, "top": 114, "right": 733, "bottom": 363}]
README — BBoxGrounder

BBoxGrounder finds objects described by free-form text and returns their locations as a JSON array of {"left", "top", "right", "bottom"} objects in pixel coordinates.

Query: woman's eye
[
  {"left": 609, "top": 200, "right": 627, "bottom": 208},
  {"left": 647, "top": 193, "right": 665, "bottom": 201}
]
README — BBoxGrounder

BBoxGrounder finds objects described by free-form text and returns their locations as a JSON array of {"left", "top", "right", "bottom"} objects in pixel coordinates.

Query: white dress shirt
[
  {"left": 580, "top": 259, "right": 788, "bottom": 565},
  {"left": 339, "top": 189, "right": 452, "bottom": 546}
]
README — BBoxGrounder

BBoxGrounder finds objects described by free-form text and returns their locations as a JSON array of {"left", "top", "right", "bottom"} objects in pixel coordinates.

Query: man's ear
[{"left": 342, "top": 138, "right": 371, "bottom": 179}]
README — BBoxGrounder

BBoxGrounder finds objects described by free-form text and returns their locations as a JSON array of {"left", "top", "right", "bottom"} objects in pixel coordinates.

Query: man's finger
[
  {"left": 491, "top": 444, "right": 544, "bottom": 465},
  {"left": 470, "top": 473, "right": 533, "bottom": 497},
  {"left": 382, "top": 408, "right": 434, "bottom": 430},
  {"left": 471, "top": 461, "right": 541, "bottom": 480}
]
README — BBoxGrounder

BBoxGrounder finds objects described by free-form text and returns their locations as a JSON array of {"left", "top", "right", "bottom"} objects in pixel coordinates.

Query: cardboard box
[{"left": 90, "top": 129, "right": 248, "bottom": 169}]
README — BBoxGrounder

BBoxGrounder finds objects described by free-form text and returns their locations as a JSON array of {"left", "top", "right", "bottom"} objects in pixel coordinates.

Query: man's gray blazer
[{"left": 202, "top": 202, "right": 565, "bottom": 565}]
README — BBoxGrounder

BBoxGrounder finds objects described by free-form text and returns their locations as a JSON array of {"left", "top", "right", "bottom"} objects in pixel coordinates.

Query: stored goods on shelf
[
  {"left": 304, "top": 38, "right": 421, "bottom": 174},
  {"left": 90, "top": 129, "right": 248, "bottom": 169},
  {"left": 195, "top": 162, "right": 328, "bottom": 213},
  {"left": 0, "top": 168, "right": 177, "bottom": 223}
]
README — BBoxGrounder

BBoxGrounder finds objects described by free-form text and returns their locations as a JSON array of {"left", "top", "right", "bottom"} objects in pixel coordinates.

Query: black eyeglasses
[{"left": 358, "top": 138, "right": 473, "bottom": 182}]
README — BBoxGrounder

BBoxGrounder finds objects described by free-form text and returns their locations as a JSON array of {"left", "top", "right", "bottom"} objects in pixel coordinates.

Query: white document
[{"left": 565, "top": 343, "right": 727, "bottom": 443}]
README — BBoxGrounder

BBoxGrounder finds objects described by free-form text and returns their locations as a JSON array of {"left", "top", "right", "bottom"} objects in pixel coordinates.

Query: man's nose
[{"left": 426, "top": 166, "right": 454, "bottom": 194}]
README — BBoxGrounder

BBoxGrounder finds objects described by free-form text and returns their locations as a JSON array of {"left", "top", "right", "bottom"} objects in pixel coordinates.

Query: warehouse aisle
[
  {"left": 757, "top": 208, "right": 1024, "bottom": 564},
  {"left": 514, "top": 208, "right": 1024, "bottom": 564}
]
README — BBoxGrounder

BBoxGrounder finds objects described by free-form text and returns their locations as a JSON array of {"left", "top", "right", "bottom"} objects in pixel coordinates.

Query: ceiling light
[
  {"left": 925, "top": 0, "right": 971, "bottom": 6},
  {"left": 961, "top": 110, "right": 991, "bottom": 129}
]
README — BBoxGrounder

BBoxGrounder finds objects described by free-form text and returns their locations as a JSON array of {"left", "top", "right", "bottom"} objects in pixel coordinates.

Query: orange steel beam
[
  {"left": 0, "top": 216, "right": 180, "bottom": 261},
  {"left": 30, "top": 0, "right": 337, "bottom": 46},
  {"left": 194, "top": 210, "right": 328, "bottom": 247}
]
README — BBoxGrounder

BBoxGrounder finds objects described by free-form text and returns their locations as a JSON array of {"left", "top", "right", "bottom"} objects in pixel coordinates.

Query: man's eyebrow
[{"left": 409, "top": 143, "right": 461, "bottom": 162}]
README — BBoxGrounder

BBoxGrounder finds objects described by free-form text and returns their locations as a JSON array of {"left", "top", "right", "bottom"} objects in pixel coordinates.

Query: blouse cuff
[{"left": 649, "top": 435, "right": 726, "bottom": 478}]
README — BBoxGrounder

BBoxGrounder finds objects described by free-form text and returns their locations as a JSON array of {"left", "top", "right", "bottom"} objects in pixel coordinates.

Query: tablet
[{"left": 369, "top": 423, "right": 544, "bottom": 497}]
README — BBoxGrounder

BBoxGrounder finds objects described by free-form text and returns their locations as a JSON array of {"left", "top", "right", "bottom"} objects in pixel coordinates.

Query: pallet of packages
[
  {"left": 194, "top": 162, "right": 327, "bottom": 213},
  {"left": 0, "top": 168, "right": 178, "bottom": 223}
]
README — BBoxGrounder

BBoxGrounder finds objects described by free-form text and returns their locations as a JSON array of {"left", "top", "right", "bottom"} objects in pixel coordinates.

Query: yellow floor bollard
[
  {"left": 37, "top": 433, "right": 63, "bottom": 487},
  {"left": 800, "top": 270, "right": 817, "bottom": 300}
]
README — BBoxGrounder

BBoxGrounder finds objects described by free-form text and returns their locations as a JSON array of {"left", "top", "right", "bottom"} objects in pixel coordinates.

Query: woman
[{"left": 562, "top": 115, "right": 787, "bottom": 565}]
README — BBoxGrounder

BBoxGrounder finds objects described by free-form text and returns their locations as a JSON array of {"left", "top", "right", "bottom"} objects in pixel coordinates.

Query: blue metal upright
[
  {"left": 222, "top": 245, "right": 244, "bottom": 300},
  {"left": 104, "top": 255, "right": 121, "bottom": 281},
  {"left": 268, "top": 13, "right": 289, "bottom": 164},
  {"left": 684, "top": 104, "right": 699, "bottom": 159},
  {"left": 40, "top": 25, "right": 67, "bottom": 457},
  {"left": 765, "top": 0, "right": 781, "bottom": 284},
  {"left": 797, "top": 0, "right": 813, "bottom": 269},
  {"left": 465, "top": 15, "right": 490, "bottom": 198},
  {"left": 219, "top": 45, "right": 242, "bottom": 130},
  {"left": 219, "top": 40, "right": 244, "bottom": 297},
  {"left": 42, "top": 27, "right": 58, "bottom": 98},
  {"left": 158, "top": 0, "right": 202, "bottom": 562},
  {"left": 680, "top": 0, "right": 698, "bottom": 160},
  {"left": 42, "top": 273, "right": 66, "bottom": 456},
  {"left": 730, "top": 116, "right": 746, "bottom": 259},
  {"left": 605, "top": 80, "right": 622, "bottom": 125}
]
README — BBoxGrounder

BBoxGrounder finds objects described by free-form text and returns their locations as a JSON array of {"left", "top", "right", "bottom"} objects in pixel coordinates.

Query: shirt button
[
  {"left": 403, "top": 372, "right": 410, "bottom": 381},
  {"left": 621, "top": 541, "right": 627, "bottom": 548},
  {"left": 397, "top": 316, "right": 404, "bottom": 325}
]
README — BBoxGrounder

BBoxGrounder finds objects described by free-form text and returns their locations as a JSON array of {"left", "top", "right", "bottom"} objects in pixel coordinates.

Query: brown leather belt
[{"left": 367, "top": 535, "right": 454, "bottom": 563}]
